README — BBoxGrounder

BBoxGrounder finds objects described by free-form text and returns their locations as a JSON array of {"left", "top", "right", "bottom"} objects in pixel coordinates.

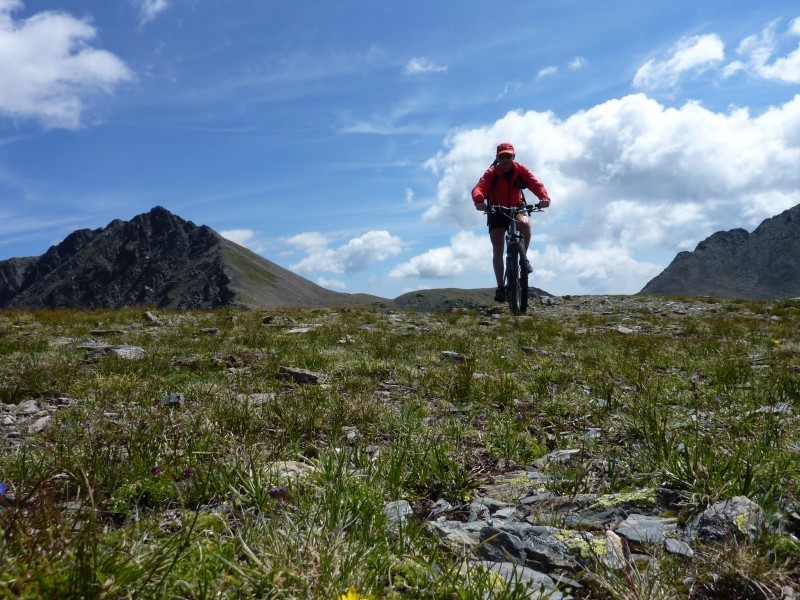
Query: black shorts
[{"left": 487, "top": 208, "right": 514, "bottom": 231}]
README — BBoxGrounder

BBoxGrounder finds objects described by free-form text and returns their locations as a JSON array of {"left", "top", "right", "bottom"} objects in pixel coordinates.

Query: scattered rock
[
  {"left": 142, "top": 311, "right": 163, "bottom": 325},
  {"left": 287, "top": 327, "right": 313, "bottom": 334},
  {"left": 665, "top": 538, "right": 694, "bottom": 558},
  {"left": 265, "top": 460, "right": 316, "bottom": 484},
  {"left": 27, "top": 415, "right": 52, "bottom": 434},
  {"left": 162, "top": 393, "right": 186, "bottom": 408},
  {"left": 278, "top": 366, "right": 325, "bottom": 384},
  {"left": 16, "top": 399, "right": 40, "bottom": 415},
  {"left": 617, "top": 514, "right": 677, "bottom": 545},
  {"left": 384, "top": 500, "right": 413, "bottom": 526},
  {"left": 84, "top": 345, "right": 146, "bottom": 360},
  {"left": 441, "top": 350, "right": 468, "bottom": 362},
  {"left": 464, "top": 561, "right": 571, "bottom": 600},
  {"left": 688, "top": 496, "right": 764, "bottom": 542},
  {"left": 534, "top": 449, "right": 580, "bottom": 468},
  {"left": 243, "top": 393, "right": 274, "bottom": 407},
  {"left": 89, "top": 329, "right": 126, "bottom": 336}
]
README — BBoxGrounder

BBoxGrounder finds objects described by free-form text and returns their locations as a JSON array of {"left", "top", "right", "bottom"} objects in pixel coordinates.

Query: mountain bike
[{"left": 486, "top": 203, "right": 544, "bottom": 314}]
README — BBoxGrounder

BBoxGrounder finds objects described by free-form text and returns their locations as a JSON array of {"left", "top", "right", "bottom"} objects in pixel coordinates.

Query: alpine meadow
[{"left": 1, "top": 295, "right": 799, "bottom": 598}]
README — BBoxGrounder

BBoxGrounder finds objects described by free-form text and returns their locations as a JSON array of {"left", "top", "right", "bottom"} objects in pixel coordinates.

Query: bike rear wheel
[{"left": 506, "top": 245, "right": 525, "bottom": 314}]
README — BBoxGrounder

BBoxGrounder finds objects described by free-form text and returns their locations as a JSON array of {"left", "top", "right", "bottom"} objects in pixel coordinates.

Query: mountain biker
[{"left": 472, "top": 142, "right": 551, "bottom": 302}]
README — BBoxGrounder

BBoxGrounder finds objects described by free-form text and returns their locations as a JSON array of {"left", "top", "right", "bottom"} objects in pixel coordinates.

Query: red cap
[{"left": 496, "top": 142, "right": 515, "bottom": 156}]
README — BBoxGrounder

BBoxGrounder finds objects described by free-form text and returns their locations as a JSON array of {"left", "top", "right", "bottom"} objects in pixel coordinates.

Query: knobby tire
[
  {"left": 506, "top": 245, "right": 524, "bottom": 314},
  {"left": 520, "top": 258, "right": 529, "bottom": 313}
]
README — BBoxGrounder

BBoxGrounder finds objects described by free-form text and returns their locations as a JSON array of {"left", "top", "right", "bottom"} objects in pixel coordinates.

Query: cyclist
[{"left": 472, "top": 142, "right": 551, "bottom": 302}]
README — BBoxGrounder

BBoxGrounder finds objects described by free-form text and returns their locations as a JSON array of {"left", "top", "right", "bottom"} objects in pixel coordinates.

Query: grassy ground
[{"left": 1, "top": 296, "right": 799, "bottom": 599}]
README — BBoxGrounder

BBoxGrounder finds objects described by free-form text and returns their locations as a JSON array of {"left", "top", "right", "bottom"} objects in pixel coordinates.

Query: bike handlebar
[{"left": 483, "top": 202, "right": 545, "bottom": 214}]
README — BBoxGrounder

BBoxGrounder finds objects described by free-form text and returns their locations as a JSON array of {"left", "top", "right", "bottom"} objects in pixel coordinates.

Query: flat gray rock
[{"left": 617, "top": 514, "right": 677, "bottom": 545}]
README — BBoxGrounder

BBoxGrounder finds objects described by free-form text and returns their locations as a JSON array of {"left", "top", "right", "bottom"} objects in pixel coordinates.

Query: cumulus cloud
[
  {"left": 732, "top": 17, "right": 800, "bottom": 83},
  {"left": 533, "top": 242, "right": 663, "bottom": 295},
  {"left": 220, "top": 229, "right": 267, "bottom": 254},
  {"left": 404, "top": 57, "right": 447, "bottom": 75},
  {"left": 289, "top": 230, "right": 404, "bottom": 275},
  {"left": 131, "top": 0, "right": 169, "bottom": 24},
  {"left": 634, "top": 34, "right": 725, "bottom": 90},
  {"left": 390, "top": 230, "right": 490, "bottom": 279},
  {"left": 0, "top": 1, "right": 132, "bottom": 129},
  {"left": 419, "top": 92, "right": 800, "bottom": 293}
]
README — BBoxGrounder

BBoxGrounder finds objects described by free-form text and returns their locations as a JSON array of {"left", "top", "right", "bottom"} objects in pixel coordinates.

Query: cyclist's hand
[
  {"left": 474, "top": 201, "right": 488, "bottom": 212},
  {"left": 537, "top": 198, "right": 550, "bottom": 209}
]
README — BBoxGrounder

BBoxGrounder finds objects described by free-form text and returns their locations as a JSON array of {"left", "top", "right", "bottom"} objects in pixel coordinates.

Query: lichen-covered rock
[{"left": 688, "top": 496, "right": 763, "bottom": 542}]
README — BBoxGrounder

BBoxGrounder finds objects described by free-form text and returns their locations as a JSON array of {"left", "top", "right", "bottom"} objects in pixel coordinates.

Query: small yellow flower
[
  {"left": 772, "top": 339, "right": 782, "bottom": 346},
  {"left": 338, "top": 588, "right": 374, "bottom": 600}
]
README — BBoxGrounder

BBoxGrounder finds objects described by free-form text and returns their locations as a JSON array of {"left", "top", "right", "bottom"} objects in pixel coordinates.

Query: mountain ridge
[
  {"left": 638, "top": 203, "right": 800, "bottom": 300},
  {"left": 0, "top": 207, "right": 367, "bottom": 310}
]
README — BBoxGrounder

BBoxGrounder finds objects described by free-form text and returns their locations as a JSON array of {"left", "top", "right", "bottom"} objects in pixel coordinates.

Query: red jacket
[{"left": 472, "top": 161, "right": 549, "bottom": 208}]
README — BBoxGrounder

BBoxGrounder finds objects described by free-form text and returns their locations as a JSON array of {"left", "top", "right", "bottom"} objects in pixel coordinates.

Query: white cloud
[
  {"left": 285, "top": 231, "right": 332, "bottom": 249},
  {"left": 289, "top": 230, "right": 404, "bottom": 275},
  {"left": 404, "top": 57, "right": 447, "bottom": 75},
  {"left": 0, "top": 2, "right": 132, "bottom": 129},
  {"left": 733, "top": 18, "right": 800, "bottom": 84},
  {"left": 317, "top": 277, "right": 346, "bottom": 290},
  {"left": 404, "top": 188, "right": 414, "bottom": 203},
  {"left": 569, "top": 57, "right": 588, "bottom": 71},
  {"left": 533, "top": 242, "right": 663, "bottom": 295},
  {"left": 633, "top": 34, "right": 725, "bottom": 90},
  {"left": 220, "top": 229, "right": 267, "bottom": 253},
  {"left": 131, "top": 0, "right": 169, "bottom": 24},
  {"left": 418, "top": 92, "right": 800, "bottom": 294},
  {"left": 0, "top": 1, "right": 22, "bottom": 13},
  {"left": 498, "top": 80, "right": 523, "bottom": 99},
  {"left": 537, "top": 66, "right": 558, "bottom": 78},
  {"left": 390, "top": 230, "right": 490, "bottom": 279}
]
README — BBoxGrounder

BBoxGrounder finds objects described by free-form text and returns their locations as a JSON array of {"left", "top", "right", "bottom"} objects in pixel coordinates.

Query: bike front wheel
[{"left": 506, "top": 245, "right": 525, "bottom": 314}]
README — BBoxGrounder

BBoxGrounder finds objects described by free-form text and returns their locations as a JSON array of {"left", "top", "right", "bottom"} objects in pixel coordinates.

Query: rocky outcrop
[
  {"left": 639, "top": 204, "right": 800, "bottom": 299},
  {"left": 0, "top": 206, "right": 356, "bottom": 310}
]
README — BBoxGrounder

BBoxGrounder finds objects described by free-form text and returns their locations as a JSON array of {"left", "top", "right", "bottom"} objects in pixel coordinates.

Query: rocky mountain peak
[
  {"left": 0, "top": 206, "right": 352, "bottom": 310},
  {"left": 639, "top": 204, "right": 800, "bottom": 300}
]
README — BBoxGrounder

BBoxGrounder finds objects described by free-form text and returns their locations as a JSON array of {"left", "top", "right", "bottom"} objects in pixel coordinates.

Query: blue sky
[{"left": 1, "top": 0, "right": 799, "bottom": 298}]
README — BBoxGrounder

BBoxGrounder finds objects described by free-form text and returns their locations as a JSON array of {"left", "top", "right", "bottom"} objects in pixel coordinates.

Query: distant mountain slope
[
  {"left": 0, "top": 206, "right": 370, "bottom": 310},
  {"left": 639, "top": 204, "right": 800, "bottom": 300}
]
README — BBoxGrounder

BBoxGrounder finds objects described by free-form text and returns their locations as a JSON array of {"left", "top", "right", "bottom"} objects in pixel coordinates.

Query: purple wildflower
[
  {"left": 182, "top": 467, "right": 194, "bottom": 479},
  {"left": 268, "top": 486, "right": 288, "bottom": 499},
  {"left": 150, "top": 465, "right": 162, "bottom": 476},
  {"left": 0, "top": 482, "right": 6, "bottom": 496}
]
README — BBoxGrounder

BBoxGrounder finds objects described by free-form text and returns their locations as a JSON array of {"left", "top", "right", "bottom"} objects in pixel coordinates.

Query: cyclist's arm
[
  {"left": 471, "top": 167, "right": 495, "bottom": 208},
  {"left": 518, "top": 164, "right": 551, "bottom": 206}
]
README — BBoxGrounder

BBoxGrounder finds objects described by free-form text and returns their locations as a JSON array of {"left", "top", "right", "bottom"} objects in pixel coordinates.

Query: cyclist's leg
[
  {"left": 489, "top": 227, "right": 505, "bottom": 287},
  {"left": 514, "top": 214, "right": 533, "bottom": 273},
  {"left": 515, "top": 213, "right": 531, "bottom": 251}
]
